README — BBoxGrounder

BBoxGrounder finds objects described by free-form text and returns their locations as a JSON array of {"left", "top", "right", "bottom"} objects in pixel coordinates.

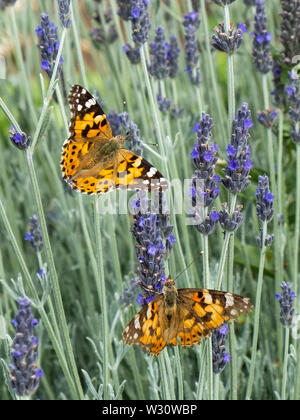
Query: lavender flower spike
[
  {"left": 58, "top": 0, "right": 72, "bottom": 28},
  {"left": 276, "top": 282, "right": 296, "bottom": 328},
  {"left": 252, "top": 0, "right": 272, "bottom": 74},
  {"left": 255, "top": 175, "right": 274, "bottom": 223},
  {"left": 36, "top": 13, "right": 63, "bottom": 79},
  {"left": 25, "top": 215, "right": 43, "bottom": 252},
  {"left": 10, "top": 297, "right": 42, "bottom": 397},
  {"left": 130, "top": 191, "right": 175, "bottom": 305},
  {"left": 212, "top": 323, "right": 231, "bottom": 374},
  {"left": 148, "top": 26, "right": 169, "bottom": 80},
  {"left": 280, "top": 0, "right": 300, "bottom": 65},
  {"left": 222, "top": 103, "right": 253, "bottom": 194},
  {"left": 129, "top": 0, "right": 151, "bottom": 45},
  {"left": 286, "top": 70, "right": 300, "bottom": 144},
  {"left": 183, "top": 11, "right": 201, "bottom": 85}
]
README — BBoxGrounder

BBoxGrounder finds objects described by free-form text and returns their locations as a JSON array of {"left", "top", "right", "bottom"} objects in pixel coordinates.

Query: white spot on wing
[
  {"left": 134, "top": 316, "right": 141, "bottom": 329},
  {"left": 225, "top": 293, "right": 234, "bottom": 307}
]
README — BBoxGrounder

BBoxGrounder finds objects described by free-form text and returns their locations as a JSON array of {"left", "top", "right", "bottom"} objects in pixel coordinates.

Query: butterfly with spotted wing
[{"left": 61, "top": 85, "right": 167, "bottom": 194}]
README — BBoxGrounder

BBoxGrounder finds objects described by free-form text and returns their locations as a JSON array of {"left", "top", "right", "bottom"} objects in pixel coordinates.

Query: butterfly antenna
[{"left": 174, "top": 251, "right": 204, "bottom": 282}]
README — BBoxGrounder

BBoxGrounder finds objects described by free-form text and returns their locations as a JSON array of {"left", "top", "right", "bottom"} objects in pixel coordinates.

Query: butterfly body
[
  {"left": 123, "top": 277, "right": 253, "bottom": 356},
  {"left": 61, "top": 85, "right": 166, "bottom": 194}
]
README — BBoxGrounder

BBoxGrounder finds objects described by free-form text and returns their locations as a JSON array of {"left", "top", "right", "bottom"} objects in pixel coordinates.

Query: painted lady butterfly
[
  {"left": 61, "top": 85, "right": 166, "bottom": 194},
  {"left": 123, "top": 277, "right": 253, "bottom": 356}
]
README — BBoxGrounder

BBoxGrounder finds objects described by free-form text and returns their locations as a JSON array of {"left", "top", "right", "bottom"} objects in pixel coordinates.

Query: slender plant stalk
[
  {"left": 200, "top": 0, "right": 227, "bottom": 147},
  {"left": 281, "top": 327, "right": 290, "bottom": 400},
  {"left": 246, "top": 221, "right": 267, "bottom": 399},
  {"left": 94, "top": 197, "right": 109, "bottom": 399}
]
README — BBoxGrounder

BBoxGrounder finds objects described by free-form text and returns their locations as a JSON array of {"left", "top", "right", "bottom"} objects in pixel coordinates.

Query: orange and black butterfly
[
  {"left": 123, "top": 277, "right": 253, "bottom": 356},
  {"left": 61, "top": 85, "right": 166, "bottom": 194}
]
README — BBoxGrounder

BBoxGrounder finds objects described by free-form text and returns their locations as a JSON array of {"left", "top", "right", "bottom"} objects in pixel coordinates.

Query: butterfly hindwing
[
  {"left": 177, "top": 288, "right": 253, "bottom": 337},
  {"left": 122, "top": 297, "right": 167, "bottom": 356}
]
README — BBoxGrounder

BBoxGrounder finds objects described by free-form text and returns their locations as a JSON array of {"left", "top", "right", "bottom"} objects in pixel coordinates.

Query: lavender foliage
[{"left": 10, "top": 297, "right": 42, "bottom": 397}]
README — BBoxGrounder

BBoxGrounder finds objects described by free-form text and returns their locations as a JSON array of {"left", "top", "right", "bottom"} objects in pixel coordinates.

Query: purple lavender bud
[
  {"left": 212, "top": 23, "right": 244, "bottom": 55},
  {"left": 36, "top": 13, "right": 63, "bottom": 79},
  {"left": 257, "top": 108, "right": 278, "bottom": 128},
  {"left": 117, "top": 0, "right": 132, "bottom": 21},
  {"left": 286, "top": 70, "right": 300, "bottom": 144},
  {"left": 212, "top": 323, "right": 230, "bottom": 374},
  {"left": 157, "top": 94, "right": 172, "bottom": 113},
  {"left": 276, "top": 282, "right": 295, "bottom": 327},
  {"left": 24, "top": 215, "right": 43, "bottom": 252},
  {"left": 280, "top": 0, "right": 300, "bottom": 65},
  {"left": 183, "top": 11, "right": 201, "bottom": 85},
  {"left": 130, "top": 191, "right": 175, "bottom": 303},
  {"left": 194, "top": 208, "right": 219, "bottom": 235},
  {"left": 9, "top": 126, "right": 31, "bottom": 151},
  {"left": 223, "top": 103, "right": 253, "bottom": 194},
  {"left": 255, "top": 175, "right": 274, "bottom": 222},
  {"left": 129, "top": 0, "right": 151, "bottom": 45},
  {"left": 252, "top": 0, "right": 273, "bottom": 74},
  {"left": 218, "top": 203, "right": 244, "bottom": 232},
  {"left": 58, "top": 0, "right": 72, "bottom": 28},
  {"left": 190, "top": 113, "right": 220, "bottom": 209},
  {"left": 10, "top": 297, "right": 42, "bottom": 397},
  {"left": 148, "top": 26, "right": 169, "bottom": 80},
  {"left": 122, "top": 43, "right": 141, "bottom": 65},
  {"left": 167, "top": 35, "right": 180, "bottom": 78}
]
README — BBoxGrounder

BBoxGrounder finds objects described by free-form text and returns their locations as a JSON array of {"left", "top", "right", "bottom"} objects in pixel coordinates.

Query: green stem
[
  {"left": 224, "top": 5, "right": 235, "bottom": 140},
  {"left": 281, "top": 327, "right": 290, "bottom": 400},
  {"left": 94, "top": 197, "right": 109, "bottom": 399},
  {"left": 200, "top": 0, "right": 227, "bottom": 147},
  {"left": 245, "top": 221, "right": 267, "bottom": 399}
]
